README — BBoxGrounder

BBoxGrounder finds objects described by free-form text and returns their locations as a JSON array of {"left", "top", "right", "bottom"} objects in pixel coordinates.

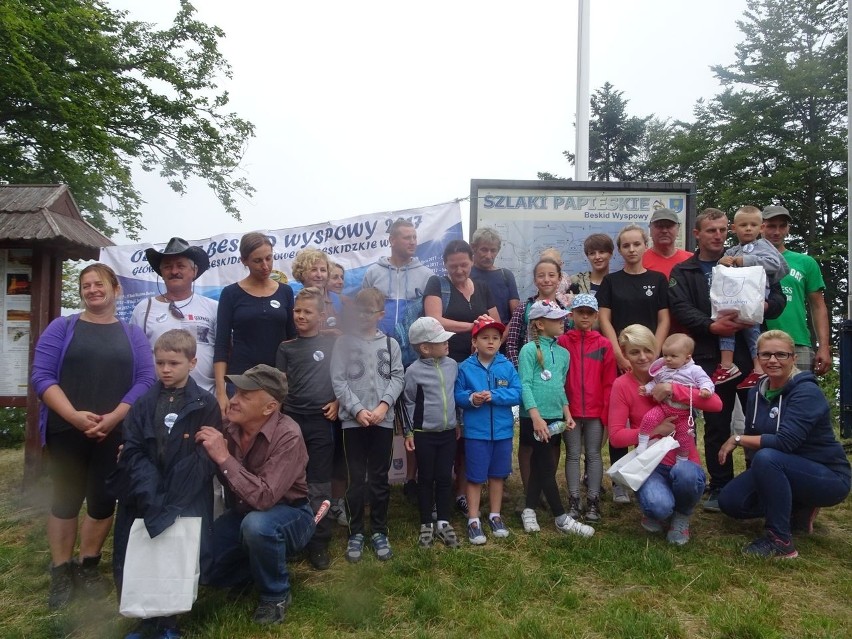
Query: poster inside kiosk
[{"left": 0, "top": 249, "right": 33, "bottom": 396}]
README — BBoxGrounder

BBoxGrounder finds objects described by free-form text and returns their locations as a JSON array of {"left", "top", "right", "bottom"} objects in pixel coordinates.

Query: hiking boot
[
  {"left": 468, "top": 521, "right": 487, "bottom": 545},
  {"left": 436, "top": 523, "right": 460, "bottom": 548},
  {"left": 585, "top": 497, "right": 601, "bottom": 523},
  {"left": 555, "top": 514, "right": 595, "bottom": 537},
  {"left": 743, "top": 533, "right": 798, "bottom": 559},
  {"left": 566, "top": 496, "right": 582, "bottom": 519},
  {"left": 252, "top": 592, "right": 292, "bottom": 625},
  {"left": 74, "top": 554, "right": 111, "bottom": 598},
  {"left": 418, "top": 523, "right": 434, "bottom": 548},
  {"left": 666, "top": 513, "right": 691, "bottom": 546},
  {"left": 308, "top": 546, "right": 330, "bottom": 570},
  {"left": 48, "top": 561, "right": 74, "bottom": 610}
]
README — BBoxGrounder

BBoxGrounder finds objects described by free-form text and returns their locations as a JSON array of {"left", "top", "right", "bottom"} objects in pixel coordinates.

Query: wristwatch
[{"left": 734, "top": 435, "right": 742, "bottom": 446}]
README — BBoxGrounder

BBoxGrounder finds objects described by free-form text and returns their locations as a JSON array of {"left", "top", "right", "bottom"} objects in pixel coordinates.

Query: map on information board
[{"left": 471, "top": 181, "right": 696, "bottom": 300}]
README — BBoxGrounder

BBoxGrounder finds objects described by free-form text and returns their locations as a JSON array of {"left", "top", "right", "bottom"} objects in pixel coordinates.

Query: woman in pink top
[{"left": 608, "top": 324, "right": 722, "bottom": 545}]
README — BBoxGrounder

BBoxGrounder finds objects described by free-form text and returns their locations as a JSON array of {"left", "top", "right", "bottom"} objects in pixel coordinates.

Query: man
[
  {"left": 470, "top": 227, "right": 520, "bottom": 324},
  {"left": 761, "top": 205, "right": 831, "bottom": 375},
  {"left": 196, "top": 365, "right": 314, "bottom": 626},
  {"left": 361, "top": 218, "right": 434, "bottom": 339},
  {"left": 132, "top": 237, "right": 218, "bottom": 393},
  {"left": 668, "top": 209, "right": 786, "bottom": 511},
  {"left": 643, "top": 208, "right": 693, "bottom": 277}
]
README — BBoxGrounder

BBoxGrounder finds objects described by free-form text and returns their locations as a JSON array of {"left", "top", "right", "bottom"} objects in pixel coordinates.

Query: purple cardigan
[{"left": 31, "top": 313, "right": 156, "bottom": 446}]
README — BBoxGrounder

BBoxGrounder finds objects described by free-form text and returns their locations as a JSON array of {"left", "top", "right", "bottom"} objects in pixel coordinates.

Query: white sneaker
[
  {"left": 556, "top": 514, "right": 595, "bottom": 537},
  {"left": 521, "top": 508, "right": 540, "bottom": 533},
  {"left": 612, "top": 485, "right": 631, "bottom": 504},
  {"left": 334, "top": 498, "right": 348, "bottom": 527}
]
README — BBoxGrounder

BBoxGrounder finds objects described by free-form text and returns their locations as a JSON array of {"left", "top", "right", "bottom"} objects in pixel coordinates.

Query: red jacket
[{"left": 557, "top": 329, "right": 616, "bottom": 424}]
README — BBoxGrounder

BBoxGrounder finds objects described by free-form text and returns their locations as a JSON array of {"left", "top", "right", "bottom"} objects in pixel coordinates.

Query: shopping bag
[
  {"left": 709, "top": 264, "right": 766, "bottom": 324},
  {"left": 606, "top": 436, "right": 680, "bottom": 491},
  {"left": 120, "top": 517, "right": 202, "bottom": 618}
]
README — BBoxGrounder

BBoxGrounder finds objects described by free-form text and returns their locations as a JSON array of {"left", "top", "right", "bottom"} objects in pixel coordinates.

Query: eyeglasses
[{"left": 757, "top": 351, "right": 794, "bottom": 361}]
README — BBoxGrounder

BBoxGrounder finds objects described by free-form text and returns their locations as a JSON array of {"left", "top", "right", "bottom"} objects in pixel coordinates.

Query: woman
[
  {"left": 570, "top": 232, "right": 614, "bottom": 296},
  {"left": 717, "top": 330, "right": 850, "bottom": 558},
  {"left": 424, "top": 240, "right": 498, "bottom": 515},
  {"left": 607, "top": 325, "right": 722, "bottom": 545},
  {"left": 290, "top": 248, "right": 343, "bottom": 324},
  {"left": 328, "top": 261, "right": 346, "bottom": 296},
  {"left": 214, "top": 232, "right": 296, "bottom": 415},
  {"left": 598, "top": 224, "right": 670, "bottom": 503},
  {"left": 31, "top": 264, "right": 155, "bottom": 609}
]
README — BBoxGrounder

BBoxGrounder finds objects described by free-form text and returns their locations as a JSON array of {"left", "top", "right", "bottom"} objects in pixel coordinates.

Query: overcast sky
[{"left": 107, "top": 0, "right": 749, "bottom": 246}]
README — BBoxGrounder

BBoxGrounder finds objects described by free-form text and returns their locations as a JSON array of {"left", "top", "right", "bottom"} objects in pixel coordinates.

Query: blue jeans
[
  {"left": 718, "top": 448, "right": 851, "bottom": 541},
  {"left": 637, "top": 460, "right": 706, "bottom": 520},
  {"left": 209, "top": 503, "right": 315, "bottom": 601}
]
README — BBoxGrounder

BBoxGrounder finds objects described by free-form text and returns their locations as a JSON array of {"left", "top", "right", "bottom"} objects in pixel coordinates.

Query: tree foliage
[{"left": 0, "top": 0, "right": 255, "bottom": 239}]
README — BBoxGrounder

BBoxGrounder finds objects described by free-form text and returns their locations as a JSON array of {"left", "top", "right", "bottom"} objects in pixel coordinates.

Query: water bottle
[{"left": 533, "top": 420, "right": 566, "bottom": 442}]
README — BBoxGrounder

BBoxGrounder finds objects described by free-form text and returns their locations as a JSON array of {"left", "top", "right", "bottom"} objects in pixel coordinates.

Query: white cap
[{"left": 408, "top": 316, "right": 455, "bottom": 345}]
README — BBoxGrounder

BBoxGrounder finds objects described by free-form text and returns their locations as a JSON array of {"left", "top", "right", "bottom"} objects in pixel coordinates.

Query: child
[
  {"left": 715, "top": 205, "right": 790, "bottom": 388},
  {"left": 556, "top": 294, "right": 616, "bottom": 523},
  {"left": 275, "top": 287, "right": 339, "bottom": 570},
  {"left": 455, "top": 318, "right": 522, "bottom": 545},
  {"left": 569, "top": 233, "right": 614, "bottom": 297},
  {"left": 539, "top": 247, "right": 574, "bottom": 308},
  {"left": 331, "top": 288, "right": 404, "bottom": 563},
  {"left": 518, "top": 300, "right": 594, "bottom": 537},
  {"left": 112, "top": 329, "right": 221, "bottom": 639},
  {"left": 402, "top": 316, "right": 461, "bottom": 548},
  {"left": 638, "top": 334, "right": 714, "bottom": 461}
]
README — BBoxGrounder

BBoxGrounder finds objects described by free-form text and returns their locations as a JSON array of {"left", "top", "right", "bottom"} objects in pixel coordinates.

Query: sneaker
[
  {"left": 455, "top": 495, "right": 469, "bottom": 517},
  {"left": 489, "top": 516, "right": 510, "bottom": 538},
  {"left": 641, "top": 516, "right": 665, "bottom": 534},
  {"left": 252, "top": 592, "right": 292, "bottom": 625},
  {"left": 743, "top": 533, "right": 798, "bottom": 559},
  {"left": 521, "top": 508, "right": 540, "bottom": 533},
  {"left": 418, "top": 523, "right": 434, "bottom": 548},
  {"left": 703, "top": 489, "right": 721, "bottom": 513},
  {"left": 555, "top": 514, "right": 595, "bottom": 537},
  {"left": 585, "top": 497, "right": 601, "bottom": 523},
  {"left": 468, "top": 521, "right": 487, "bottom": 545},
  {"left": 612, "top": 485, "right": 631, "bottom": 504},
  {"left": 736, "top": 370, "right": 763, "bottom": 390},
  {"left": 48, "top": 561, "right": 74, "bottom": 610},
  {"left": 403, "top": 479, "right": 418, "bottom": 506},
  {"left": 711, "top": 364, "right": 742, "bottom": 385},
  {"left": 330, "top": 499, "right": 348, "bottom": 527},
  {"left": 370, "top": 533, "right": 393, "bottom": 560},
  {"left": 435, "top": 523, "right": 460, "bottom": 548},
  {"left": 567, "top": 496, "right": 582, "bottom": 519},
  {"left": 156, "top": 629, "right": 182, "bottom": 639},
  {"left": 308, "top": 546, "right": 330, "bottom": 570},
  {"left": 124, "top": 619, "right": 157, "bottom": 639},
  {"left": 346, "top": 533, "right": 365, "bottom": 563},
  {"left": 791, "top": 507, "right": 820, "bottom": 535},
  {"left": 666, "top": 514, "right": 691, "bottom": 546},
  {"left": 74, "top": 554, "right": 111, "bottom": 598}
]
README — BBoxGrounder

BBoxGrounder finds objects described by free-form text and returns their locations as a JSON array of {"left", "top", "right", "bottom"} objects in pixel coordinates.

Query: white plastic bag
[
  {"left": 709, "top": 264, "right": 766, "bottom": 324},
  {"left": 120, "top": 517, "right": 201, "bottom": 618},
  {"left": 606, "top": 436, "right": 680, "bottom": 491}
]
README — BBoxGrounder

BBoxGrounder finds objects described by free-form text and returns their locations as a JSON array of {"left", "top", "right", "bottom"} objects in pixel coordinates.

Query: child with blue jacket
[{"left": 454, "top": 318, "right": 522, "bottom": 545}]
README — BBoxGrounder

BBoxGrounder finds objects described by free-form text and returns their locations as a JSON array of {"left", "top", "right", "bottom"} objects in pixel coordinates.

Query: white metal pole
[{"left": 575, "top": 0, "right": 590, "bottom": 182}]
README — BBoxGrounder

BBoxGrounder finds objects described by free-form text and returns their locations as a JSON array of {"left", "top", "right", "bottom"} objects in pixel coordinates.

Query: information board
[{"left": 0, "top": 249, "right": 33, "bottom": 396}]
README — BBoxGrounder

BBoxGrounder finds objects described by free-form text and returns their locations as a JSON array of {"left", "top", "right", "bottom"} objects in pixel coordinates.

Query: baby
[{"left": 637, "top": 333, "right": 714, "bottom": 462}]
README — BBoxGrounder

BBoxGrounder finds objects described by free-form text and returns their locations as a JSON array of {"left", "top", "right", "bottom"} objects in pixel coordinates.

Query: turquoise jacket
[{"left": 518, "top": 336, "right": 569, "bottom": 420}]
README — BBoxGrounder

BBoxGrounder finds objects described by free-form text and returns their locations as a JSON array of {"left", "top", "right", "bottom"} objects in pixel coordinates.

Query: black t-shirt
[
  {"left": 597, "top": 269, "right": 669, "bottom": 335},
  {"left": 275, "top": 333, "right": 337, "bottom": 413},
  {"left": 424, "top": 275, "right": 495, "bottom": 363}
]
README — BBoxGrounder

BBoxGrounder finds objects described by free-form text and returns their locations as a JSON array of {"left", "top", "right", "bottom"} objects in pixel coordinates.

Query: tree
[{"left": 0, "top": 0, "right": 255, "bottom": 239}]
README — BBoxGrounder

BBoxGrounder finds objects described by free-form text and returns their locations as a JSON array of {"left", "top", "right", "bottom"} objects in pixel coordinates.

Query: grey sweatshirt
[
  {"left": 331, "top": 331, "right": 404, "bottom": 429},
  {"left": 402, "top": 356, "right": 458, "bottom": 436},
  {"left": 361, "top": 256, "right": 434, "bottom": 336},
  {"left": 724, "top": 238, "right": 790, "bottom": 286}
]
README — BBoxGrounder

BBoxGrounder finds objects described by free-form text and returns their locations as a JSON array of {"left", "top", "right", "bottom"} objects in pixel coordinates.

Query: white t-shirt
[{"left": 130, "top": 294, "right": 218, "bottom": 393}]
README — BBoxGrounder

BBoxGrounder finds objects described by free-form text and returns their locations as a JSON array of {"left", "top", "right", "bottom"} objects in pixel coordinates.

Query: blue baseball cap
[{"left": 571, "top": 293, "right": 599, "bottom": 311}]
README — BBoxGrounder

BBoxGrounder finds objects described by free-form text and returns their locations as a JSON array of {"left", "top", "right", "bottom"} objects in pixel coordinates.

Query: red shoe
[
  {"left": 736, "top": 371, "right": 763, "bottom": 389},
  {"left": 711, "top": 364, "right": 741, "bottom": 385}
]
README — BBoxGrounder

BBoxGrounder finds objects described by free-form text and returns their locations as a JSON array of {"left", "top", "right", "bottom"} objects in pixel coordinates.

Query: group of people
[{"left": 31, "top": 208, "right": 850, "bottom": 637}]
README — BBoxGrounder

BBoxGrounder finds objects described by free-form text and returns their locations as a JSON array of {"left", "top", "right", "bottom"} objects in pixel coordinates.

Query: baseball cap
[
  {"left": 762, "top": 205, "right": 792, "bottom": 221},
  {"left": 226, "top": 364, "right": 288, "bottom": 403},
  {"left": 471, "top": 317, "right": 506, "bottom": 338},
  {"left": 649, "top": 208, "right": 680, "bottom": 224},
  {"left": 528, "top": 299, "right": 570, "bottom": 321},
  {"left": 571, "top": 293, "right": 599, "bottom": 311},
  {"left": 408, "top": 316, "right": 455, "bottom": 345}
]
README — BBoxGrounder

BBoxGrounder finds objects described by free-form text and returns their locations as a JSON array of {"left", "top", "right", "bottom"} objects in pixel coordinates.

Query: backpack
[{"left": 395, "top": 276, "right": 451, "bottom": 367}]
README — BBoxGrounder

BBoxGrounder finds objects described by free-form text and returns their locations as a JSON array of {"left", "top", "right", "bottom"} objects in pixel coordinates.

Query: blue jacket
[
  {"left": 745, "top": 371, "right": 851, "bottom": 478},
  {"left": 455, "top": 353, "right": 521, "bottom": 441}
]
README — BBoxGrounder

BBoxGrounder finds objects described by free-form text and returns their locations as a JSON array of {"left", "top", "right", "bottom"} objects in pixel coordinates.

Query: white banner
[{"left": 101, "top": 202, "right": 463, "bottom": 322}]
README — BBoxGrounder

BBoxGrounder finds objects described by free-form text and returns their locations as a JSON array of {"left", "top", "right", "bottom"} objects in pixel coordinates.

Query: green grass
[{"left": 1, "top": 440, "right": 850, "bottom": 639}]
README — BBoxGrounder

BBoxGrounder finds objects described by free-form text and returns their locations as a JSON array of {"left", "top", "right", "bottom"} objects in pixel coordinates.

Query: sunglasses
[{"left": 168, "top": 300, "right": 186, "bottom": 320}]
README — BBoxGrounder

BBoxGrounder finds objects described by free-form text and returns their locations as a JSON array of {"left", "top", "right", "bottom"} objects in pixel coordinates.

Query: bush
[{"left": 0, "top": 407, "right": 26, "bottom": 448}]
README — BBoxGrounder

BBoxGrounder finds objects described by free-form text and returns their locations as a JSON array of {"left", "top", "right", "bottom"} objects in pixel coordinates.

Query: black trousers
[
  {"left": 523, "top": 419, "right": 565, "bottom": 517},
  {"left": 413, "top": 429, "right": 457, "bottom": 525},
  {"left": 342, "top": 426, "right": 394, "bottom": 537}
]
